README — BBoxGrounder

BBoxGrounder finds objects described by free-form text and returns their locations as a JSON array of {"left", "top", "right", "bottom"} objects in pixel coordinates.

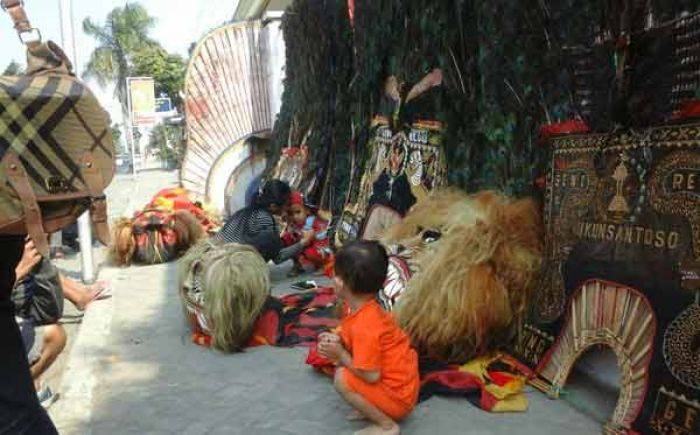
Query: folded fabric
[
  {"left": 419, "top": 354, "right": 533, "bottom": 412},
  {"left": 305, "top": 349, "right": 532, "bottom": 413}
]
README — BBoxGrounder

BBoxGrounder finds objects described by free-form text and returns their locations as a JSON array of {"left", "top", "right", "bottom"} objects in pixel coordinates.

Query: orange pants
[{"left": 340, "top": 368, "right": 413, "bottom": 421}]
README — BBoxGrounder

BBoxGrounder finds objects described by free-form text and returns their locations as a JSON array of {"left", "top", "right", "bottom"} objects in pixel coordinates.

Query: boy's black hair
[
  {"left": 335, "top": 240, "right": 388, "bottom": 294},
  {"left": 255, "top": 179, "right": 291, "bottom": 208}
]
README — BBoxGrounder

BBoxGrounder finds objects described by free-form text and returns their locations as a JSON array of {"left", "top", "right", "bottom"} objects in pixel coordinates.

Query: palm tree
[{"left": 82, "top": 3, "right": 156, "bottom": 121}]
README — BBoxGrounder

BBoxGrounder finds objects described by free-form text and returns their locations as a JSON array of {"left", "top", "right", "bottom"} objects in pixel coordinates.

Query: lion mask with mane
[{"left": 382, "top": 189, "right": 543, "bottom": 363}]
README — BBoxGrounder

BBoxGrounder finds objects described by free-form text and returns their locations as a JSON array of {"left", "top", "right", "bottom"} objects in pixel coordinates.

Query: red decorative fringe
[
  {"left": 539, "top": 119, "right": 590, "bottom": 139},
  {"left": 675, "top": 99, "right": 700, "bottom": 120}
]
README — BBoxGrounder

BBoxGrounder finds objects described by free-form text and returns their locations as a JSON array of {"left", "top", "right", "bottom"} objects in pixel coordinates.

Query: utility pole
[
  {"left": 126, "top": 77, "right": 139, "bottom": 178},
  {"left": 59, "top": 0, "right": 95, "bottom": 283}
]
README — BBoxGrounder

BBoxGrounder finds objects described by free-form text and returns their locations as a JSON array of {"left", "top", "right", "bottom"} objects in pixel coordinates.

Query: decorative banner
[
  {"left": 335, "top": 72, "right": 446, "bottom": 246},
  {"left": 128, "top": 77, "right": 156, "bottom": 127},
  {"left": 513, "top": 123, "right": 700, "bottom": 434}
]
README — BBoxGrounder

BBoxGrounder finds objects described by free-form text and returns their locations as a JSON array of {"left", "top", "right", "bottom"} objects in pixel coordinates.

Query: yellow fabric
[
  {"left": 458, "top": 354, "right": 529, "bottom": 413},
  {"left": 152, "top": 197, "right": 175, "bottom": 211}
]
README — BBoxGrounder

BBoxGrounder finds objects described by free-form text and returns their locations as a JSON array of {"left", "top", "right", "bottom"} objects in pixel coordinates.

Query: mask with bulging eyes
[
  {"left": 379, "top": 226, "right": 444, "bottom": 311},
  {"left": 420, "top": 228, "right": 442, "bottom": 244},
  {"left": 388, "top": 225, "right": 443, "bottom": 258}
]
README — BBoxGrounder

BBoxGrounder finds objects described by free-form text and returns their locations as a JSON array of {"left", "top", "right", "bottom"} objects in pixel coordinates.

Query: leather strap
[
  {"left": 1, "top": 151, "right": 50, "bottom": 255},
  {"left": 80, "top": 151, "right": 111, "bottom": 245},
  {"left": 1, "top": 0, "right": 31, "bottom": 32}
]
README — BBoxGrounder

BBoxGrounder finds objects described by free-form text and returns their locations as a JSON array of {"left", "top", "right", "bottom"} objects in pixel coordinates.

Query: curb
[{"left": 49, "top": 267, "right": 118, "bottom": 434}]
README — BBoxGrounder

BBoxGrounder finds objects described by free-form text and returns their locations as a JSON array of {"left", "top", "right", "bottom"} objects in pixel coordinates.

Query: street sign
[
  {"left": 155, "top": 97, "right": 172, "bottom": 113},
  {"left": 128, "top": 77, "right": 156, "bottom": 127}
]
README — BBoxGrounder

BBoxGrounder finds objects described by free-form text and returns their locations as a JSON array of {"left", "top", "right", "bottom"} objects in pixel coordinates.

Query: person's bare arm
[
  {"left": 14, "top": 239, "right": 41, "bottom": 283},
  {"left": 272, "top": 230, "right": 315, "bottom": 264},
  {"left": 318, "top": 340, "right": 381, "bottom": 384}
]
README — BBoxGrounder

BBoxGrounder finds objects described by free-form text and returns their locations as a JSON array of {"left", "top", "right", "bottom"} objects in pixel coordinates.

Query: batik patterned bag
[{"left": 0, "top": 0, "right": 114, "bottom": 254}]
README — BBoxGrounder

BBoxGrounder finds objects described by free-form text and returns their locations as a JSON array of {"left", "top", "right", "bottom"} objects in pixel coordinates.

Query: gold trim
[{"left": 551, "top": 124, "right": 700, "bottom": 155}]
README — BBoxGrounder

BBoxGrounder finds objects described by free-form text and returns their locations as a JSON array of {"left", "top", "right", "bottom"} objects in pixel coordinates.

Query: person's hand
[
  {"left": 318, "top": 339, "right": 345, "bottom": 362},
  {"left": 300, "top": 230, "right": 316, "bottom": 247},
  {"left": 318, "top": 332, "right": 341, "bottom": 344},
  {"left": 15, "top": 238, "right": 42, "bottom": 282}
]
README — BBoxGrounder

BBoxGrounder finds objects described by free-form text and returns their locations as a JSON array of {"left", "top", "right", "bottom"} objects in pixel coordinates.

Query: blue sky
[{"left": 1, "top": 0, "right": 239, "bottom": 120}]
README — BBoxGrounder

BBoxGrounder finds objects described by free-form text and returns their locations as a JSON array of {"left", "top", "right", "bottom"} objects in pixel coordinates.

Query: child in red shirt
[
  {"left": 281, "top": 191, "right": 333, "bottom": 276},
  {"left": 318, "top": 241, "right": 419, "bottom": 435}
]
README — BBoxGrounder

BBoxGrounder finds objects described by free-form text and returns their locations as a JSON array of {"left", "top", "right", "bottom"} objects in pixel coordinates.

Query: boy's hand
[
  {"left": 318, "top": 332, "right": 341, "bottom": 344},
  {"left": 15, "top": 238, "right": 42, "bottom": 282},
  {"left": 318, "top": 340, "right": 345, "bottom": 361}
]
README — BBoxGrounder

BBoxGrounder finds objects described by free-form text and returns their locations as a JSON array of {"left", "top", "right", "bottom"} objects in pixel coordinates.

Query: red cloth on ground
[
  {"left": 191, "top": 287, "right": 340, "bottom": 349},
  {"left": 305, "top": 350, "right": 534, "bottom": 413}
]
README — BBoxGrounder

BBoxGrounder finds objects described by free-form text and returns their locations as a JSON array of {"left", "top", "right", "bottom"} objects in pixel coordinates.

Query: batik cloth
[{"left": 189, "top": 287, "right": 340, "bottom": 349}]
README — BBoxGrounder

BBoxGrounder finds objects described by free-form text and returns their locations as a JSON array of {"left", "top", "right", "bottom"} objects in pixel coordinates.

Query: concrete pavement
[{"left": 47, "top": 170, "right": 606, "bottom": 434}]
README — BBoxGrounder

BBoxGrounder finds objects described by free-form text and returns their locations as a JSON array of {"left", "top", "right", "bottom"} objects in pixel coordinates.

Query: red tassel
[
  {"left": 539, "top": 119, "right": 590, "bottom": 139},
  {"left": 675, "top": 99, "right": 700, "bottom": 120}
]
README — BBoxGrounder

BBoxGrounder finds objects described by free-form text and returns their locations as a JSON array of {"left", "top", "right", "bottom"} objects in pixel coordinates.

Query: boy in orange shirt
[{"left": 318, "top": 241, "right": 419, "bottom": 435}]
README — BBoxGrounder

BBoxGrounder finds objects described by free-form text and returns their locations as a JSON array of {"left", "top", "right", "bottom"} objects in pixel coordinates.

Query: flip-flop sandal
[
  {"left": 90, "top": 280, "right": 108, "bottom": 291},
  {"left": 92, "top": 286, "right": 112, "bottom": 301}
]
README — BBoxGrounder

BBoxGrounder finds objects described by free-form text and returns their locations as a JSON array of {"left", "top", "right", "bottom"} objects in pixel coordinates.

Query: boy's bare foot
[
  {"left": 354, "top": 423, "right": 399, "bottom": 435},
  {"left": 346, "top": 410, "right": 367, "bottom": 421}
]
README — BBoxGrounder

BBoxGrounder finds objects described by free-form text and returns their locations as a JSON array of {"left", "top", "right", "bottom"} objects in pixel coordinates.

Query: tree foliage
[
  {"left": 111, "top": 123, "right": 124, "bottom": 154},
  {"left": 132, "top": 46, "right": 187, "bottom": 109},
  {"left": 82, "top": 2, "right": 157, "bottom": 117},
  {"left": 83, "top": 2, "right": 187, "bottom": 117},
  {"left": 2, "top": 60, "right": 24, "bottom": 75},
  {"left": 272, "top": 0, "right": 354, "bottom": 211},
  {"left": 148, "top": 123, "right": 186, "bottom": 168}
]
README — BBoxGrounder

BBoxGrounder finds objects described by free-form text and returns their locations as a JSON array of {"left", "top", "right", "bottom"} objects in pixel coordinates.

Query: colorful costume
[
  {"left": 145, "top": 188, "right": 219, "bottom": 233},
  {"left": 281, "top": 193, "right": 333, "bottom": 270},
  {"left": 110, "top": 188, "right": 218, "bottom": 266}
]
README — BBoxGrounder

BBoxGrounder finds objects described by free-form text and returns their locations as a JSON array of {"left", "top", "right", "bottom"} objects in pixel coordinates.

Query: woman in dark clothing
[
  {"left": 0, "top": 236, "right": 58, "bottom": 434},
  {"left": 216, "top": 180, "right": 315, "bottom": 263}
]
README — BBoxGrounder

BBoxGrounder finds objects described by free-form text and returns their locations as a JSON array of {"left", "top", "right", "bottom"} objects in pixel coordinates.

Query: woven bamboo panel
[{"left": 181, "top": 20, "right": 272, "bottom": 202}]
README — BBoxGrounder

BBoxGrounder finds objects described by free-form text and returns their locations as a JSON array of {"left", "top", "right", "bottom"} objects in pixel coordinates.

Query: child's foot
[
  {"left": 346, "top": 410, "right": 367, "bottom": 421},
  {"left": 354, "top": 424, "right": 399, "bottom": 435}
]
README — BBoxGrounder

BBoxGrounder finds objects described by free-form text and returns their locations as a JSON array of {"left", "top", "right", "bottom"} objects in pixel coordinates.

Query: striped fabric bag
[{"left": 0, "top": 0, "right": 114, "bottom": 254}]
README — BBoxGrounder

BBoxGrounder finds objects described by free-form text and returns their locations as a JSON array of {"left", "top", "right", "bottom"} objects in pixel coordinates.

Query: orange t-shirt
[{"left": 340, "top": 299, "right": 419, "bottom": 408}]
